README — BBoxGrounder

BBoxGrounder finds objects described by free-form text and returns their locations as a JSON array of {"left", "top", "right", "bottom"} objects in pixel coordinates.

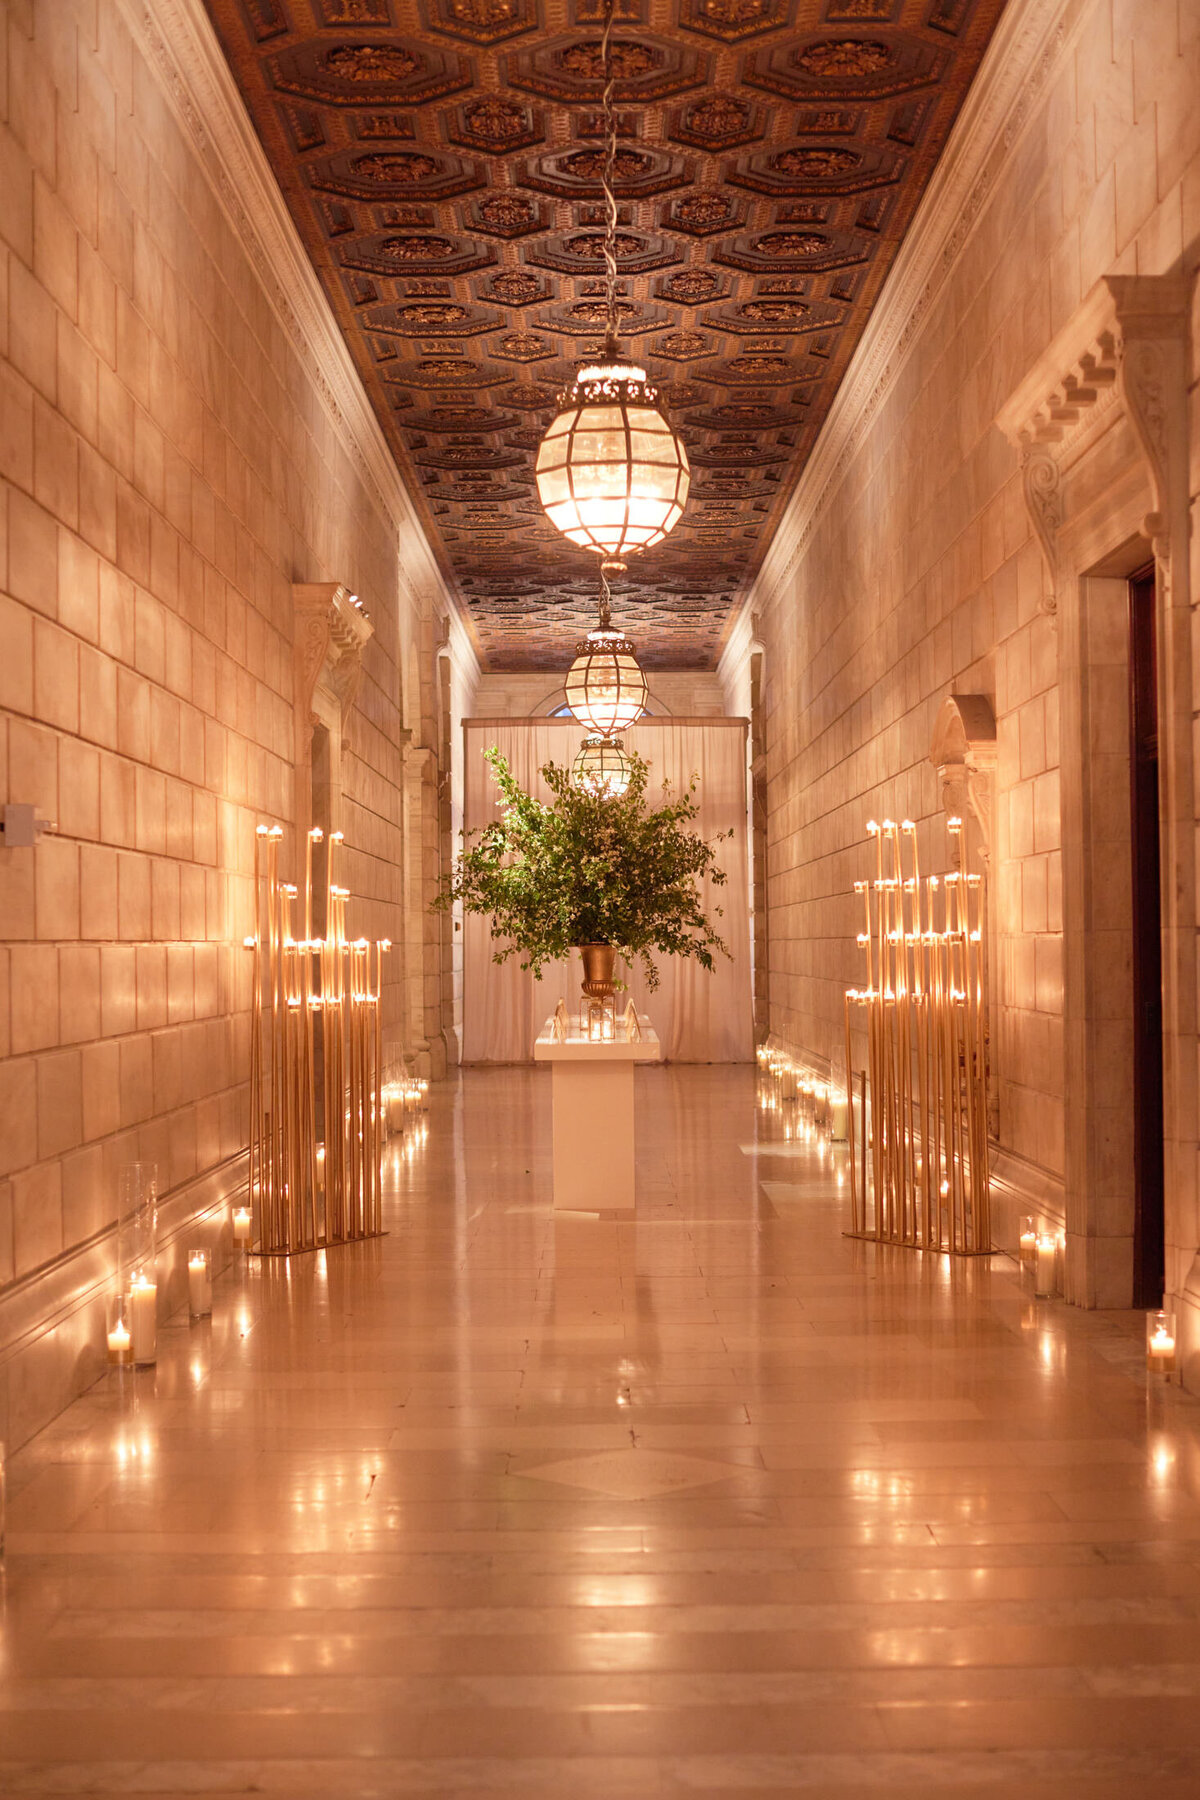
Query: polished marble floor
[{"left": 4, "top": 1065, "right": 1200, "bottom": 1797}]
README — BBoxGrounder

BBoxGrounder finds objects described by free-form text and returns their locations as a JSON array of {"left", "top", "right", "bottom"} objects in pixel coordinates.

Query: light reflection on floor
[{"left": 3, "top": 1065, "right": 1200, "bottom": 1796}]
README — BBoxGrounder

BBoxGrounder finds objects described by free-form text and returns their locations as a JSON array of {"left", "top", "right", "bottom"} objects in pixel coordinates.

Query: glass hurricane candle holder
[
  {"left": 117, "top": 1162, "right": 158, "bottom": 1365},
  {"left": 1019, "top": 1216, "right": 1037, "bottom": 1274},
  {"left": 117, "top": 1161, "right": 157, "bottom": 1284},
  {"left": 583, "top": 995, "right": 616, "bottom": 1041},
  {"left": 1146, "top": 1310, "right": 1178, "bottom": 1378},
  {"left": 186, "top": 1248, "right": 212, "bottom": 1320},
  {"left": 106, "top": 1292, "right": 133, "bottom": 1367},
  {"left": 232, "top": 1204, "right": 253, "bottom": 1250},
  {"left": 1034, "top": 1233, "right": 1058, "bottom": 1298}
]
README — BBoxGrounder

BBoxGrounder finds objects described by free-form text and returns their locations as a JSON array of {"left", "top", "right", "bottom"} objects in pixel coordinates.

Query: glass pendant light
[
  {"left": 535, "top": 0, "right": 689, "bottom": 558},
  {"left": 564, "top": 561, "right": 648, "bottom": 736},
  {"left": 572, "top": 732, "right": 632, "bottom": 798}
]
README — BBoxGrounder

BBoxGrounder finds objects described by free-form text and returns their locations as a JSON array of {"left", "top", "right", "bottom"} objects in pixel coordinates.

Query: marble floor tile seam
[
  {"left": 4, "top": 1755, "right": 1200, "bottom": 1800},
  {"left": 0, "top": 1660, "right": 1175, "bottom": 1711},
  {"left": 20, "top": 1556, "right": 1200, "bottom": 1605},
  {"left": 8, "top": 1696, "right": 1200, "bottom": 1758},
  {"left": 17, "top": 1527, "right": 1200, "bottom": 1567},
  {"left": 19, "top": 1541, "right": 1200, "bottom": 1590},
  {"left": 48, "top": 1490, "right": 1198, "bottom": 1539},
  {"left": 40, "top": 1591, "right": 1200, "bottom": 1637},
  {"left": 17, "top": 1621, "right": 1200, "bottom": 1681}
]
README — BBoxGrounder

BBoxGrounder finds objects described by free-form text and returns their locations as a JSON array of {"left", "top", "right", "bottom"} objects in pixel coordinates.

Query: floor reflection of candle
[
  {"left": 1147, "top": 1328, "right": 1177, "bottom": 1374},
  {"left": 128, "top": 1275, "right": 157, "bottom": 1363}
]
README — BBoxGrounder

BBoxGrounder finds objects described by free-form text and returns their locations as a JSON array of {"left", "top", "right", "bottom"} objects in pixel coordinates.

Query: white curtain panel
[{"left": 461, "top": 718, "right": 753, "bottom": 1064}]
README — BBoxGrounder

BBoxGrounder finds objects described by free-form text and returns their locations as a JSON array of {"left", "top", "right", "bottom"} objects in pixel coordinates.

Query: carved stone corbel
[
  {"left": 931, "top": 692, "right": 998, "bottom": 1136},
  {"left": 1019, "top": 445, "right": 1063, "bottom": 615},
  {"left": 293, "top": 582, "right": 374, "bottom": 835},
  {"left": 1117, "top": 330, "right": 1178, "bottom": 585},
  {"left": 293, "top": 582, "right": 374, "bottom": 763},
  {"left": 929, "top": 693, "right": 997, "bottom": 870}
]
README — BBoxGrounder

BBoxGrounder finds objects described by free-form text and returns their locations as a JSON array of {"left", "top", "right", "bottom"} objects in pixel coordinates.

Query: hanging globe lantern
[
  {"left": 536, "top": 363, "right": 690, "bottom": 558},
  {"left": 565, "top": 617, "right": 648, "bottom": 737},
  {"left": 536, "top": 0, "right": 689, "bottom": 558},
  {"left": 572, "top": 733, "right": 631, "bottom": 798}
]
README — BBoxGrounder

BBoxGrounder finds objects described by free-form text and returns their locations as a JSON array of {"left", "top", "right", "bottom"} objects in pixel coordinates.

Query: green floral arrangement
[{"left": 435, "top": 747, "right": 730, "bottom": 989}]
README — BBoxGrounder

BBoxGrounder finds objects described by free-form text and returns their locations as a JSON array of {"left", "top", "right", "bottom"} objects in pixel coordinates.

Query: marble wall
[
  {"left": 744, "top": 0, "right": 1199, "bottom": 1291},
  {"left": 0, "top": 0, "right": 454, "bottom": 1446}
]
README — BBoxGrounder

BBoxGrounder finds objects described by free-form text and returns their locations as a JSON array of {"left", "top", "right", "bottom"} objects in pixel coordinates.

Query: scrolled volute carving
[{"left": 1020, "top": 442, "right": 1062, "bottom": 616}]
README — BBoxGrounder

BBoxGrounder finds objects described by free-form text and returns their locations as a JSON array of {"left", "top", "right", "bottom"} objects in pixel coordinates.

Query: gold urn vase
[{"left": 580, "top": 943, "right": 616, "bottom": 999}]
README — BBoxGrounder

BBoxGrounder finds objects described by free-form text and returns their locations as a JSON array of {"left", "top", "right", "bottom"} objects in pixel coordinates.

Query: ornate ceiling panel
[{"left": 205, "top": 0, "right": 1007, "bottom": 672}]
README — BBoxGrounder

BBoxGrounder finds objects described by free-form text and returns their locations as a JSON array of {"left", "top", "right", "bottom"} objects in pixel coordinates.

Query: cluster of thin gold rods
[
  {"left": 844, "top": 817, "right": 991, "bottom": 1255},
  {"left": 247, "top": 825, "right": 390, "bottom": 1255}
]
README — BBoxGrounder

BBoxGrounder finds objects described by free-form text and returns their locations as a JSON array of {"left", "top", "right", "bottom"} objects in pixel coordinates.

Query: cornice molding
[
  {"left": 996, "top": 273, "right": 1191, "bottom": 610},
  {"left": 120, "top": 0, "right": 446, "bottom": 607},
  {"left": 750, "top": 0, "right": 1076, "bottom": 617}
]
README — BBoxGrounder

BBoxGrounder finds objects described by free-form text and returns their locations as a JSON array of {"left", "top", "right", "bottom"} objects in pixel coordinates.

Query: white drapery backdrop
[{"left": 461, "top": 718, "right": 752, "bottom": 1063}]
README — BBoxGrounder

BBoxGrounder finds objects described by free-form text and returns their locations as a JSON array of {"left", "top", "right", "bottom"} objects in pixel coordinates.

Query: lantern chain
[
  {"left": 598, "top": 565, "right": 613, "bottom": 632},
  {"left": 600, "top": 0, "right": 620, "bottom": 361}
]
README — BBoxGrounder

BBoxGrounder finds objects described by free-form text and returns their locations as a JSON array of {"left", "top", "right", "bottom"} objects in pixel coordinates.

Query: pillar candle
[
  {"left": 106, "top": 1320, "right": 132, "bottom": 1365},
  {"left": 128, "top": 1275, "right": 157, "bottom": 1364},
  {"left": 232, "top": 1207, "right": 252, "bottom": 1246},
  {"left": 1034, "top": 1235, "right": 1057, "bottom": 1298},
  {"left": 187, "top": 1253, "right": 212, "bottom": 1318},
  {"left": 1147, "top": 1327, "right": 1177, "bottom": 1374}
]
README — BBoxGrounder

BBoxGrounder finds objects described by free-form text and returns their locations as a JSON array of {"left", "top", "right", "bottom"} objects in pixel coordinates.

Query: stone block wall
[
  {"left": 748, "top": 0, "right": 1199, "bottom": 1242},
  {"left": 0, "top": 0, "right": 451, "bottom": 1443}
]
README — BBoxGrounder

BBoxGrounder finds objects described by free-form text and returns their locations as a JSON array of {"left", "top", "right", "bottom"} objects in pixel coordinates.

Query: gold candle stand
[
  {"left": 844, "top": 817, "right": 991, "bottom": 1255},
  {"left": 246, "top": 825, "right": 390, "bottom": 1255}
]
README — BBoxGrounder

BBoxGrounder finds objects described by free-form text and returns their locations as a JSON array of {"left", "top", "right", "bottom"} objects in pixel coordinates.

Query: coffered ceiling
[{"left": 205, "top": 0, "right": 1007, "bottom": 671}]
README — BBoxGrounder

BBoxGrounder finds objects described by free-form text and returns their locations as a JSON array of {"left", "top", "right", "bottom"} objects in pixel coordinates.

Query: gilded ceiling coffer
[{"left": 204, "top": 0, "right": 1011, "bottom": 671}]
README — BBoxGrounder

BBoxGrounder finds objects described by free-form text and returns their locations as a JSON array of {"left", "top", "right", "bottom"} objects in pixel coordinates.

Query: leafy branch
[{"left": 433, "top": 747, "right": 731, "bottom": 990}]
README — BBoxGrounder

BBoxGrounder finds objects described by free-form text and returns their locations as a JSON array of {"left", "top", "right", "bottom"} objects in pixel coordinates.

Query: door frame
[{"left": 998, "top": 275, "right": 1193, "bottom": 1312}]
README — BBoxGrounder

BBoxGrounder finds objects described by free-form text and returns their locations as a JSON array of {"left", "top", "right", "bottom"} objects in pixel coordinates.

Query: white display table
[{"left": 533, "top": 1016, "right": 662, "bottom": 1210}]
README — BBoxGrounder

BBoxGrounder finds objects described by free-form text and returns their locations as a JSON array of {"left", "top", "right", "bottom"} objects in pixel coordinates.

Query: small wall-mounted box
[{"left": 0, "top": 804, "right": 55, "bottom": 847}]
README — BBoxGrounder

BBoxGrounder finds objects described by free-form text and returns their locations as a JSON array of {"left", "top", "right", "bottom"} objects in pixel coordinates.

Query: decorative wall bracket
[
  {"left": 294, "top": 582, "right": 374, "bottom": 763},
  {"left": 929, "top": 692, "right": 997, "bottom": 870},
  {"left": 996, "top": 274, "right": 1190, "bottom": 616}
]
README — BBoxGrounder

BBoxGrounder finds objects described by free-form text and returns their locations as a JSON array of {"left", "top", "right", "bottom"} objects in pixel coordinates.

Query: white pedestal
[{"left": 533, "top": 1017, "right": 661, "bottom": 1211}]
